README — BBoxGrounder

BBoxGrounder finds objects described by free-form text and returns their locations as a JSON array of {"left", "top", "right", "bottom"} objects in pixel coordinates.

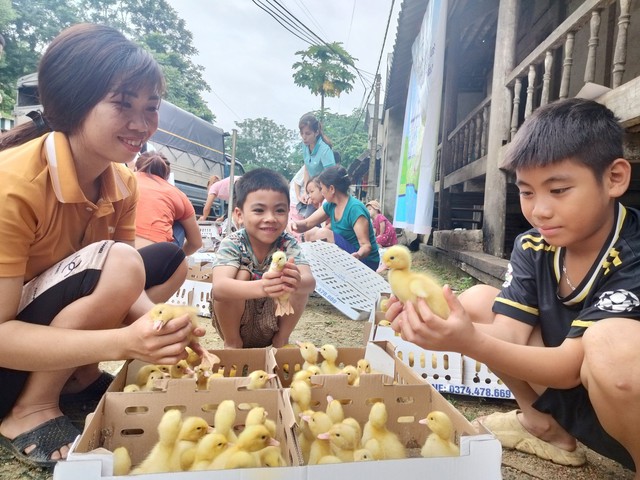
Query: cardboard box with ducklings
[
  {"left": 369, "top": 295, "right": 514, "bottom": 400},
  {"left": 54, "top": 341, "right": 501, "bottom": 479}
]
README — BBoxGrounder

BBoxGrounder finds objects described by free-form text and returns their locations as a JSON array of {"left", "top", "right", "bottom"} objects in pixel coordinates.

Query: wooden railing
[
  {"left": 507, "top": 0, "right": 631, "bottom": 137},
  {"left": 444, "top": 96, "right": 491, "bottom": 176},
  {"left": 440, "top": 0, "right": 633, "bottom": 180}
]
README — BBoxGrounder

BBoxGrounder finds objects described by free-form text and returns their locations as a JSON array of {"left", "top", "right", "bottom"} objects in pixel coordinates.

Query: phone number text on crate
[{"left": 431, "top": 382, "right": 514, "bottom": 399}]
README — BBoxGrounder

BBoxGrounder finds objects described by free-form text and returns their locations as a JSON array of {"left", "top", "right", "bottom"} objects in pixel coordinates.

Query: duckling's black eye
[{"left": 390, "top": 256, "right": 395, "bottom": 260}]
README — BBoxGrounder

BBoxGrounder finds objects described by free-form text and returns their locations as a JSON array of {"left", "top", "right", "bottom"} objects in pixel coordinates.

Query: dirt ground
[{"left": 0, "top": 251, "right": 634, "bottom": 479}]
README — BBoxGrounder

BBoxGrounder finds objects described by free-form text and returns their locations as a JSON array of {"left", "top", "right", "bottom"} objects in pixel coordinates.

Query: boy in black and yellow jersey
[{"left": 386, "top": 98, "right": 640, "bottom": 472}]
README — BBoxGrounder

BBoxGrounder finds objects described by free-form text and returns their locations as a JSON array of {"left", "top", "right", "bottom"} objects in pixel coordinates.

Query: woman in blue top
[
  {"left": 291, "top": 166, "right": 380, "bottom": 271},
  {"left": 299, "top": 113, "right": 335, "bottom": 183}
]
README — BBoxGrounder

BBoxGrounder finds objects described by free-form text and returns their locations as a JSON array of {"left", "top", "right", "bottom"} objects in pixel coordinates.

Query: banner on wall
[{"left": 393, "top": 0, "right": 447, "bottom": 236}]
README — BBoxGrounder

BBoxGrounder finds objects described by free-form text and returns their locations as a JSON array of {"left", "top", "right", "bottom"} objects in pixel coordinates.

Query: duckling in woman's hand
[
  {"left": 420, "top": 410, "right": 460, "bottom": 458},
  {"left": 382, "top": 245, "right": 450, "bottom": 318}
]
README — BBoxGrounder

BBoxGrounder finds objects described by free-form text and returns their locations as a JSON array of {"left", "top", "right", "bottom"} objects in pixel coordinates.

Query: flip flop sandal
[
  {"left": 0, "top": 416, "right": 80, "bottom": 469},
  {"left": 480, "top": 409, "right": 587, "bottom": 467},
  {"left": 60, "top": 371, "right": 114, "bottom": 411}
]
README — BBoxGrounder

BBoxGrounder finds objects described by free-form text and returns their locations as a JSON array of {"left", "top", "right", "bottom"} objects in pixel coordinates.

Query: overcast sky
[{"left": 166, "top": 0, "right": 401, "bottom": 133}]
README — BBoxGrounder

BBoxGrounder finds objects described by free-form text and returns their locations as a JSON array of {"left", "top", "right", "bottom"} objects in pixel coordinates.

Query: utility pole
[
  {"left": 367, "top": 73, "right": 381, "bottom": 201},
  {"left": 226, "top": 129, "right": 238, "bottom": 236}
]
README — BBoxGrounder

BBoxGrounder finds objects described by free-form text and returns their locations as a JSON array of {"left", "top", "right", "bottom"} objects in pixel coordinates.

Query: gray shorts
[{"left": 211, "top": 297, "right": 278, "bottom": 348}]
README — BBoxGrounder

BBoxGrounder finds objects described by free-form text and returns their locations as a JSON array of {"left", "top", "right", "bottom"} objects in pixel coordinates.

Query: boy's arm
[
  {"left": 390, "top": 288, "right": 584, "bottom": 389},
  {"left": 211, "top": 265, "right": 271, "bottom": 300}
]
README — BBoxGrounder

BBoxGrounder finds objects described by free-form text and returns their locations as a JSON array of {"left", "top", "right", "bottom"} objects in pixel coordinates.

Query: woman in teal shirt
[
  {"left": 299, "top": 113, "right": 335, "bottom": 179},
  {"left": 291, "top": 166, "right": 380, "bottom": 271}
]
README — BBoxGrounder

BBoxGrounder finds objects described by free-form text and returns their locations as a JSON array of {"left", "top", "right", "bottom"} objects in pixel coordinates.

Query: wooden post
[
  {"left": 483, "top": 0, "right": 519, "bottom": 258},
  {"left": 367, "top": 73, "right": 381, "bottom": 201}
]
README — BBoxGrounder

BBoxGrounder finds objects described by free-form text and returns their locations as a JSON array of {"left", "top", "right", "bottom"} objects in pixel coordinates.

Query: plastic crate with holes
[
  {"left": 369, "top": 295, "right": 514, "bottom": 400},
  {"left": 166, "top": 279, "right": 212, "bottom": 318},
  {"left": 300, "top": 241, "right": 391, "bottom": 320}
]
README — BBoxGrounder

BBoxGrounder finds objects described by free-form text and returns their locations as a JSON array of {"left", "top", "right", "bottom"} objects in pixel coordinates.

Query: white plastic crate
[
  {"left": 300, "top": 241, "right": 391, "bottom": 320},
  {"left": 369, "top": 297, "right": 514, "bottom": 399},
  {"left": 167, "top": 279, "right": 210, "bottom": 317}
]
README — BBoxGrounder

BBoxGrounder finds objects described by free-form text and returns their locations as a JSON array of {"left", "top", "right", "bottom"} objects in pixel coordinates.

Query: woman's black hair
[{"left": 318, "top": 165, "right": 351, "bottom": 195}]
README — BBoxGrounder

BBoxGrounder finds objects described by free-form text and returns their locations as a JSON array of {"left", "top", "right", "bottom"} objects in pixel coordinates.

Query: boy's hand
[{"left": 390, "top": 286, "right": 476, "bottom": 353}]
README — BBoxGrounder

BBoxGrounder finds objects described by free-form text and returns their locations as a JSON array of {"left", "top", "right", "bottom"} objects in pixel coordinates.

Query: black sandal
[{"left": 0, "top": 416, "right": 80, "bottom": 469}]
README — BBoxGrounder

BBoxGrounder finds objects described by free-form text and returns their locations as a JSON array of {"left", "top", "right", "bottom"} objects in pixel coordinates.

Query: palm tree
[{"left": 292, "top": 42, "right": 357, "bottom": 117}]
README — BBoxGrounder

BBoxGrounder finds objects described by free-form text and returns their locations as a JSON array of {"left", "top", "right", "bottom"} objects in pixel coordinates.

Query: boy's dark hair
[
  {"left": 504, "top": 98, "right": 623, "bottom": 179},
  {"left": 318, "top": 165, "right": 351, "bottom": 195},
  {"left": 235, "top": 168, "right": 289, "bottom": 209}
]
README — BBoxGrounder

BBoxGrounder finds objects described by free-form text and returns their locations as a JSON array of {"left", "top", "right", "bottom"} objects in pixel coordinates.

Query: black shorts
[
  {"left": 534, "top": 385, "right": 635, "bottom": 470},
  {"left": 0, "top": 241, "right": 185, "bottom": 418}
]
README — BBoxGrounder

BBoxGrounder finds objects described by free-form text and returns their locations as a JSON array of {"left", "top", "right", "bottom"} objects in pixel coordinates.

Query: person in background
[
  {"left": 199, "top": 175, "right": 239, "bottom": 222},
  {"left": 287, "top": 165, "right": 306, "bottom": 240},
  {"left": 366, "top": 200, "right": 398, "bottom": 248},
  {"left": 134, "top": 152, "right": 203, "bottom": 255},
  {"left": 211, "top": 168, "right": 315, "bottom": 348},
  {"left": 300, "top": 176, "right": 327, "bottom": 242},
  {"left": 0, "top": 23, "right": 202, "bottom": 468},
  {"left": 292, "top": 166, "right": 380, "bottom": 271},
  {"left": 299, "top": 112, "right": 335, "bottom": 188}
]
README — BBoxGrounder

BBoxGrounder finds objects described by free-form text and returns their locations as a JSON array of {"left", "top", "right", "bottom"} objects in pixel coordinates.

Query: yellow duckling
[
  {"left": 356, "top": 358, "right": 372, "bottom": 375},
  {"left": 245, "top": 406, "right": 276, "bottom": 438},
  {"left": 361, "top": 402, "right": 406, "bottom": 460},
  {"left": 169, "top": 416, "right": 211, "bottom": 471},
  {"left": 213, "top": 399, "right": 238, "bottom": 443},
  {"left": 112, "top": 446, "right": 131, "bottom": 475},
  {"left": 131, "top": 409, "right": 182, "bottom": 474},
  {"left": 340, "top": 365, "right": 360, "bottom": 386},
  {"left": 319, "top": 344, "right": 341, "bottom": 374},
  {"left": 296, "top": 341, "right": 319, "bottom": 370},
  {"left": 149, "top": 303, "right": 221, "bottom": 371},
  {"left": 243, "top": 369, "right": 277, "bottom": 390},
  {"left": 290, "top": 379, "right": 312, "bottom": 422},
  {"left": 256, "top": 445, "right": 287, "bottom": 467},
  {"left": 210, "top": 425, "right": 279, "bottom": 469},
  {"left": 382, "top": 245, "right": 449, "bottom": 318},
  {"left": 317, "top": 420, "right": 360, "bottom": 462},
  {"left": 325, "top": 395, "right": 345, "bottom": 424},
  {"left": 189, "top": 433, "right": 229, "bottom": 471},
  {"left": 303, "top": 411, "right": 333, "bottom": 465},
  {"left": 420, "top": 410, "right": 460, "bottom": 458},
  {"left": 268, "top": 251, "right": 294, "bottom": 316}
]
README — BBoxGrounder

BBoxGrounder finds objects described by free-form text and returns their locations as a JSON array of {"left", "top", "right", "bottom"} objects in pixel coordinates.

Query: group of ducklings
[
  {"left": 112, "top": 399, "right": 286, "bottom": 475},
  {"left": 289, "top": 341, "right": 459, "bottom": 465},
  {"left": 123, "top": 346, "right": 276, "bottom": 393}
]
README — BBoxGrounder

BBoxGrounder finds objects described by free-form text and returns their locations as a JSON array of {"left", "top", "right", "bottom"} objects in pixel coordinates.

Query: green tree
[
  {"left": 0, "top": 0, "right": 214, "bottom": 121},
  {"left": 320, "top": 109, "right": 369, "bottom": 169},
  {"left": 292, "top": 42, "right": 357, "bottom": 117},
  {"left": 232, "top": 117, "right": 299, "bottom": 179}
]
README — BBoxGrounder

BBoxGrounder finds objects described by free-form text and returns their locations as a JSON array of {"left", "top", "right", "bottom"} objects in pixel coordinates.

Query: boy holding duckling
[
  {"left": 211, "top": 168, "right": 315, "bottom": 348},
  {"left": 386, "top": 98, "right": 640, "bottom": 472}
]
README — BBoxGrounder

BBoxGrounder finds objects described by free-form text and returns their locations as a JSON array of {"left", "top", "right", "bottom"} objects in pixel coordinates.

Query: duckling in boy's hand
[
  {"left": 268, "top": 251, "right": 294, "bottom": 316},
  {"left": 382, "top": 245, "right": 450, "bottom": 318}
]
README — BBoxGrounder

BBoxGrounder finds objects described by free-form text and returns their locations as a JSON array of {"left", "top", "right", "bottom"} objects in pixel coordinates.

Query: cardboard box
[
  {"left": 110, "top": 348, "right": 280, "bottom": 393},
  {"left": 187, "top": 261, "right": 213, "bottom": 282},
  {"left": 369, "top": 296, "right": 514, "bottom": 399},
  {"left": 55, "top": 342, "right": 502, "bottom": 479},
  {"left": 55, "top": 379, "right": 301, "bottom": 479},
  {"left": 299, "top": 343, "right": 501, "bottom": 478}
]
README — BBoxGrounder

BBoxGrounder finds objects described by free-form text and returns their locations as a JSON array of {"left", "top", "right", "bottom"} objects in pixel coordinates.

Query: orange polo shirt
[{"left": 0, "top": 132, "right": 138, "bottom": 281}]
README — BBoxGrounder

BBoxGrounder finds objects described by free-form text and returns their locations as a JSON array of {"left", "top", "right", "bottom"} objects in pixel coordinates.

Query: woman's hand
[{"left": 126, "top": 311, "right": 199, "bottom": 365}]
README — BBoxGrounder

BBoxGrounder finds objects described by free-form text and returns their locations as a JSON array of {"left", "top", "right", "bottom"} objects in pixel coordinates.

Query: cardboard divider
[
  {"left": 273, "top": 346, "right": 373, "bottom": 387},
  {"left": 111, "top": 348, "right": 280, "bottom": 393}
]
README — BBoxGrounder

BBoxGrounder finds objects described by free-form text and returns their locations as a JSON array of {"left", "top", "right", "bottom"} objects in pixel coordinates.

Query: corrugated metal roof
[{"left": 383, "top": 0, "right": 429, "bottom": 111}]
